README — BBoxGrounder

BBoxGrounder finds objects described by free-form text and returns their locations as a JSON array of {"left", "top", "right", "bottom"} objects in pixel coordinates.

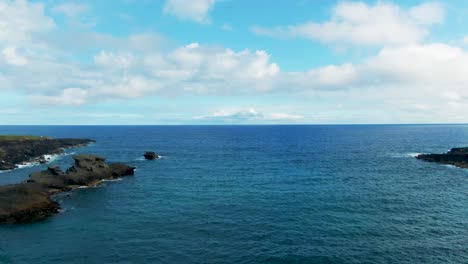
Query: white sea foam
[
  {"left": 12, "top": 151, "right": 76, "bottom": 170},
  {"left": 442, "top": 164, "right": 460, "bottom": 170},
  {"left": 102, "top": 178, "right": 123, "bottom": 182},
  {"left": 43, "top": 154, "right": 61, "bottom": 163},
  {"left": 135, "top": 155, "right": 165, "bottom": 161},
  {"left": 389, "top": 152, "right": 423, "bottom": 158},
  {"left": 17, "top": 161, "right": 39, "bottom": 169},
  {"left": 407, "top": 153, "right": 423, "bottom": 158}
]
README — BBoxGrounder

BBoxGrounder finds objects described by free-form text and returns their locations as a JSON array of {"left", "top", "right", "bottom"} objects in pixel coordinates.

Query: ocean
[{"left": 0, "top": 125, "right": 468, "bottom": 263}]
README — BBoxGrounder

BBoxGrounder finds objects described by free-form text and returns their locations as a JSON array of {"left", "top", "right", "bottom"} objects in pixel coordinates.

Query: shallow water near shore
[{"left": 1, "top": 125, "right": 468, "bottom": 263}]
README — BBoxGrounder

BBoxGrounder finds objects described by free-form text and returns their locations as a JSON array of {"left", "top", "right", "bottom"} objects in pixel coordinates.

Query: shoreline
[
  {"left": 0, "top": 154, "right": 135, "bottom": 224},
  {"left": 0, "top": 137, "right": 95, "bottom": 171},
  {"left": 416, "top": 147, "right": 468, "bottom": 169}
]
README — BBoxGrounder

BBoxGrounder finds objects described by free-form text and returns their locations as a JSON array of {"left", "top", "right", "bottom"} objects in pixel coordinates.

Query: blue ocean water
[{"left": 0, "top": 125, "right": 468, "bottom": 263}]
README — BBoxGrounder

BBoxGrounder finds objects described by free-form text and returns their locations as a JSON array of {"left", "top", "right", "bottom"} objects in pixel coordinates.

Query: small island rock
[{"left": 144, "top": 151, "right": 159, "bottom": 160}]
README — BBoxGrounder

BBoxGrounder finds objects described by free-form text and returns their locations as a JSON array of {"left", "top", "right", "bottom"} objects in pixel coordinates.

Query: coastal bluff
[
  {"left": 0, "top": 154, "right": 135, "bottom": 224},
  {"left": 416, "top": 147, "right": 468, "bottom": 168},
  {"left": 0, "top": 136, "right": 95, "bottom": 171}
]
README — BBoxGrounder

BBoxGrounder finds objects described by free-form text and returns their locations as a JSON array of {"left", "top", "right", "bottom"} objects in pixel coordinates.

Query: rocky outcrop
[
  {"left": 0, "top": 154, "right": 135, "bottom": 224},
  {"left": 0, "top": 183, "right": 59, "bottom": 224},
  {"left": 30, "top": 155, "right": 135, "bottom": 191},
  {"left": 416, "top": 147, "right": 468, "bottom": 168},
  {"left": 144, "top": 151, "right": 159, "bottom": 160},
  {"left": 0, "top": 138, "right": 95, "bottom": 171}
]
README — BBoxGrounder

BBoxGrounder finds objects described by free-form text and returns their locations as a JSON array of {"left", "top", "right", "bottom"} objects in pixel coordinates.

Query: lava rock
[
  {"left": 110, "top": 163, "right": 136, "bottom": 178},
  {"left": 416, "top": 147, "right": 468, "bottom": 168},
  {"left": 144, "top": 151, "right": 159, "bottom": 160},
  {"left": 0, "top": 154, "right": 136, "bottom": 224},
  {"left": 0, "top": 138, "right": 95, "bottom": 171},
  {"left": 0, "top": 183, "right": 59, "bottom": 224}
]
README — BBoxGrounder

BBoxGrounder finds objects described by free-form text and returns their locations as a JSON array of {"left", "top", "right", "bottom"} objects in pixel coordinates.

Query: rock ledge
[
  {"left": 416, "top": 147, "right": 468, "bottom": 168},
  {"left": 0, "top": 154, "right": 135, "bottom": 224}
]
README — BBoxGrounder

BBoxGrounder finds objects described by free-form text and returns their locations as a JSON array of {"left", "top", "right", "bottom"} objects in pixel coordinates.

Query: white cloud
[
  {"left": 141, "top": 43, "right": 280, "bottom": 94},
  {"left": 251, "top": 1, "right": 445, "bottom": 46},
  {"left": 3, "top": 0, "right": 468, "bottom": 124},
  {"left": 409, "top": 2, "right": 444, "bottom": 24},
  {"left": 30, "top": 88, "right": 89, "bottom": 106},
  {"left": 94, "top": 51, "right": 135, "bottom": 69},
  {"left": 195, "top": 108, "right": 304, "bottom": 122},
  {"left": 464, "top": 36, "right": 468, "bottom": 45},
  {"left": 52, "top": 2, "right": 94, "bottom": 28},
  {"left": 163, "top": 0, "right": 217, "bottom": 23},
  {"left": 2, "top": 47, "right": 28, "bottom": 66},
  {"left": 0, "top": 0, "right": 55, "bottom": 44},
  {"left": 364, "top": 43, "right": 468, "bottom": 84},
  {"left": 53, "top": 3, "right": 88, "bottom": 18}
]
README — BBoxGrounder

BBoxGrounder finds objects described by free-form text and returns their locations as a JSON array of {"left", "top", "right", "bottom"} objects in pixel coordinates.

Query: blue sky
[{"left": 1, "top": 0, "right": 468, "bottom": 124}]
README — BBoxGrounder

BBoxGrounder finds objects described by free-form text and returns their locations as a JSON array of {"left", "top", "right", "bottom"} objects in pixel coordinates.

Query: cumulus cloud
[
  {"left": 92, "top": 42, "right": 280, "bottom": 96},
  {"left": 251, "top": 1, "right": 445, "bottom": 46},
  {"left": 195, "top": 108, "right": 304, "bottom": 122},
  {"left": 9, "top": 38, "right": 468, "bottom": 109},
  {"left": 163, "top": 0, "right": 217, "bottom": 23},
  {"left": 14, "top": 38, "right": 280, "bottom": 105},
  {"left": 2, "top": 0, "right": 468, "bottom": 124},
  {"left": 0, "top": 0, "right": 55, "bottom": 44},
  {"left": 364, "top": 43, "right": 468, "bottom": 84},
  {"left": 2, "top": 47, "right": 28, "bottom": 66}
]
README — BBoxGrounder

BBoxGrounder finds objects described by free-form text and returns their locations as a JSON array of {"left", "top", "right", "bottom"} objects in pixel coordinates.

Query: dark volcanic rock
[
  {"left": 416, "top": 147, "right": 468, "bottom": 168},
  {"left": 31, "top": 155, "right": 136, "bottom": 190},
  {"left": 0, "top": 154, "right": 135, "bottom": 224},
  {"left": 144, "top": 151, "right": 159, "bottom": 160},
  {"left": 0, "top": 183, "right": 59, "bottom": 224},
  {"left": 0, "top": 138, "right": 95, "bottom": 171},
  {"left": 110, "top": 163, "right": 136, "bottom": 177},
  {"left": 29, "top": 166, "right": 69, "bottom": 191},
  {"left": 65, "top": 155, "right": 111, "bottom": 185}
]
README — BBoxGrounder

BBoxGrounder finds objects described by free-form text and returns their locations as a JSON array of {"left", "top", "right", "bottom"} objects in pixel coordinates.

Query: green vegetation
[{"left": 0, "top": 135, "right": 50, "bottom": 141}]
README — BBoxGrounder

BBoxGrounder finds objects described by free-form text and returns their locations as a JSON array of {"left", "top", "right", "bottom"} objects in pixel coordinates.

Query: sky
[{"left": 1, "top": 0, "right": 468, "bottom": 125}]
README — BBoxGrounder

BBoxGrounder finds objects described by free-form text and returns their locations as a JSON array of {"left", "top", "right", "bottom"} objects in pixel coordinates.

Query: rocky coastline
[
  {"left": 416, "top": 147, "right": 468, "bottom": 168},
  {"left": 0, "top": 137, "right": 95, "bottom": 171},
  {"left": 0, "top": 154, "right": 135, "bottom": 224}
]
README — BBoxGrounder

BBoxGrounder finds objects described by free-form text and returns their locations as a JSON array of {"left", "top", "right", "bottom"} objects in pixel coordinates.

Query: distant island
[
  {"left": 416, "top": 147, "right": 468, "bottom": 168},
  {"left": 0, "top": 135, "right": 135, "bottom": 224},
  {"left": 0, "top": 135, "right": 95, "bottom": 170}
]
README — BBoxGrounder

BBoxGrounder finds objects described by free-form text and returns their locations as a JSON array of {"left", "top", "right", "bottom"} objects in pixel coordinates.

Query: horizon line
[{"left": 1, "top": 123, "right": 468, "bottom": 126}]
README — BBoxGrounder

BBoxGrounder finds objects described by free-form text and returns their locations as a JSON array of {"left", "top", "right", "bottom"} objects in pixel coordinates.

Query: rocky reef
[
  {"left": 144, "top": 151, "right": 159, "bottom": 160},
  {"left": 416, "top": 147, "right": 468, "bottom": 168},
  {"left": 0, "top": 155, "right": 135, "bottom": 224},
  {"left": 0, "top": 137, "right": 95, "bottom": 171}
]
